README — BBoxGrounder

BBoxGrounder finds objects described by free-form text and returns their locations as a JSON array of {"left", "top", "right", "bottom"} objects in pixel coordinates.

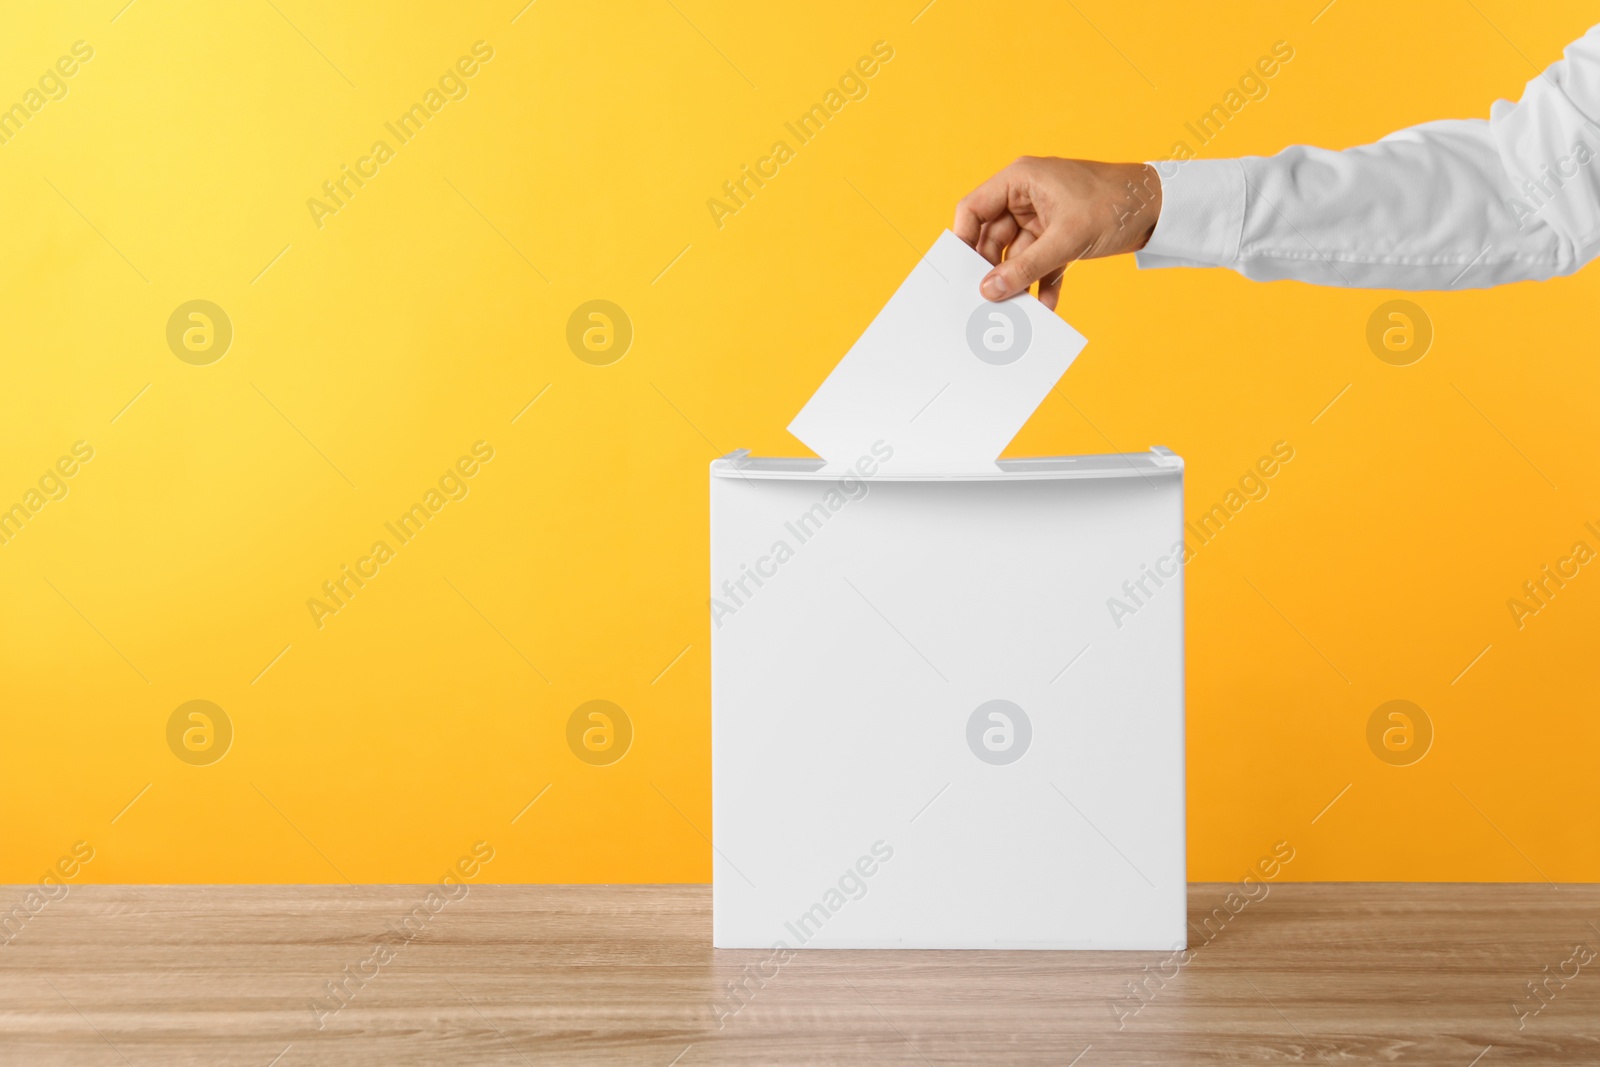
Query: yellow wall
[{"left": 3, "top": 1, "right": 1596, "bottom": 885}]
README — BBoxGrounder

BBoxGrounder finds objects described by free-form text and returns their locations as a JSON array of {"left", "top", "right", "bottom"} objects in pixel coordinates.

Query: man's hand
[{"left": 954, "top": 158, "right": 1162, "bottom": 310}]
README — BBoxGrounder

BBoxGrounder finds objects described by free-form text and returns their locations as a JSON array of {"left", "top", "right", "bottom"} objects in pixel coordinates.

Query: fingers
[
  {"left": 976, "top": 215, "right": 1020, "bottom": 266},
  {"left": 1037, "top": 266, "right": 1066, "bottom": 311},
  {"left": 953, "top": 166, "right": 1023, "bottom": 248},
  {"left": 1004, "top": 228, "right": 1038, "bottom": 281},
  {"left": 980, "top": 224, "right": 1076, "bottom": 302}
]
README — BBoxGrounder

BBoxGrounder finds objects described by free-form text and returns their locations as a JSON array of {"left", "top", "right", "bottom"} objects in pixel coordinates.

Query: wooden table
[{"left": 1, "top": 883, "right": 1596, "bottom": 1064}]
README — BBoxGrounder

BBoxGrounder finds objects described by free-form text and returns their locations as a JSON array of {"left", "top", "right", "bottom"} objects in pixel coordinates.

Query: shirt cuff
[{"left": 1134, "top": 159, "right": 1247, "bottom": 270}]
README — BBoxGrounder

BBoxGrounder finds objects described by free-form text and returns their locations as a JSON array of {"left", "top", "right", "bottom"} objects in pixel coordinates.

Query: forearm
[{"left": 1137, "top": 25, "right": 1600, "bottom": 290}]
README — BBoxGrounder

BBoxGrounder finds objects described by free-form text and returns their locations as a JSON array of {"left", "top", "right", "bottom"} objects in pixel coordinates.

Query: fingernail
[{"left": 981, "top": 273, "right": 1008, "bottom": 300}]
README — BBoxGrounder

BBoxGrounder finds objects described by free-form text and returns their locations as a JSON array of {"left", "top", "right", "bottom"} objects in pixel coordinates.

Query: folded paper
[{"left": 788, "top": 229, "right": 1086, "bottom": 466}]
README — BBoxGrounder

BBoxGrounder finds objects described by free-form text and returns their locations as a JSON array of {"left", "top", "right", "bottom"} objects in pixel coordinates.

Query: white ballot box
[{"left": 710, "top": 447, "right": 1187, "bottom": 950}]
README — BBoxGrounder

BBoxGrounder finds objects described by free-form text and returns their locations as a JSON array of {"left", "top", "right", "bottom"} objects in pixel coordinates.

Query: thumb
[{"left": 980, "top": 227, "right": 1075, "bottom": 302}]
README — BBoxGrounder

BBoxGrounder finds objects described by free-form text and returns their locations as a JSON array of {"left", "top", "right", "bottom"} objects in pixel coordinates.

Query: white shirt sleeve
[{"left": 1136, "top": 23, "right": 1600, "bottom": 289}]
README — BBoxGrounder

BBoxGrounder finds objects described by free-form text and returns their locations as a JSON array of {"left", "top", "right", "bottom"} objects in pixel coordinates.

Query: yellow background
[{"left": 3, "top": 0, "right": 1596, "bottom": 884}]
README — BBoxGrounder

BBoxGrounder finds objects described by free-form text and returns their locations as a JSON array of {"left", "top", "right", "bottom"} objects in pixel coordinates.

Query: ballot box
[{"left": 710, "top": 447, "right": 1187, "bottom": 950}]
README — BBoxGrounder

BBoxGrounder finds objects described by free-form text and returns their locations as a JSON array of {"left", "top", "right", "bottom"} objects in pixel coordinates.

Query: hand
[{"left": 954, "top": 157, "right": 1162, "bottom": 310}]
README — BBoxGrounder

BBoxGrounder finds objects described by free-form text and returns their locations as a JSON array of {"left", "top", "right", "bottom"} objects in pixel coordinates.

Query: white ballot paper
[{"left": 788, "top": 229, "right": 1086, "bottom": 466}]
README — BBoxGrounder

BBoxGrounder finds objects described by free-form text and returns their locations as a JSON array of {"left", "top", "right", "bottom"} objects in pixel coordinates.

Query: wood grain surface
[{"left": 1, "top": 883, "right": 1597, "bottom": 1065}]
